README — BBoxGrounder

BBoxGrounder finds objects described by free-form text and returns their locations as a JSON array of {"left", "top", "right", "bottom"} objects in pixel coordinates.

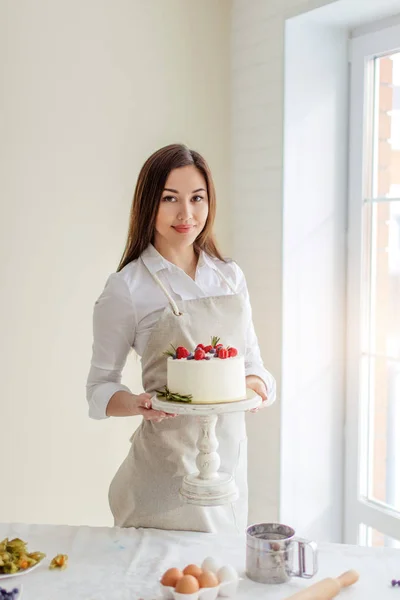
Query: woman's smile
[{"left": 172, "top": 225, "right": 195, "bottom": 234}]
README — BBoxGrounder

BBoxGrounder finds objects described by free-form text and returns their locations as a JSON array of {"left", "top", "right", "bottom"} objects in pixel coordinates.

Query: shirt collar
[
  {"left": 197, "top": 249, "right": 220, "bottom": 272},
  {"left": 141, "top": 244, "right": 219, "bottom": 275},
  {"left": 140, "top": 244, "right": 170, "bottom": 275}
]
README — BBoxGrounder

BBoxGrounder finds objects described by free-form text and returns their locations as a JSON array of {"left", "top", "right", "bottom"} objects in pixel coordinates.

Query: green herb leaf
[
  {"left": 162, "top": 343, "right": 178, "bottom": 358},
  {"left": 211, "top": 336, "right": 221, "bottom": 347},
  {"left": 155, "top": 386, "right": 192, "bottom": 403}
]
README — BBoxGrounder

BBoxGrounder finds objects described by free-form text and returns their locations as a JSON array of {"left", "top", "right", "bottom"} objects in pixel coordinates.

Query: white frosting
[{"left": 167, "top": 355, "right": 246, "bottom": 403}]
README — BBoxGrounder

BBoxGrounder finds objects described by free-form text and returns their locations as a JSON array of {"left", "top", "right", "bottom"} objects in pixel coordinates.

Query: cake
[{"left": 158, "top": 337, "right": 247, "bottom": 404}]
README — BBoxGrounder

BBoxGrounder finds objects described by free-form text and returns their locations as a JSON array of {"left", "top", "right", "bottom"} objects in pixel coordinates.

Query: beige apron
[{"left": 109, "top": 260, "right": 251, "bottom": 533}]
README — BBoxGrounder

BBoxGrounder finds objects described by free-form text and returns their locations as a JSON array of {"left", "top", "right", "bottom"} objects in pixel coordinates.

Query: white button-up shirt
[{"left": 86, "top": 244, "right": 276, "bottom": 419}]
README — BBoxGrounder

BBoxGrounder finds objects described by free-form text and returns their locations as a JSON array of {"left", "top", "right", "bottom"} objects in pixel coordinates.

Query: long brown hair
[{"left": 117, "top": 144, "right": 224, "bottom": 271}]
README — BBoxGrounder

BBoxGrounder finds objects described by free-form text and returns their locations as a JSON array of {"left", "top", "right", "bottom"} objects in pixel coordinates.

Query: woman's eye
[
  {"left": 192, "top": 195, "right": 204, "bottom": 202},
  {"left": 162, "top": 196, "right": 177, "bottom": 202}
]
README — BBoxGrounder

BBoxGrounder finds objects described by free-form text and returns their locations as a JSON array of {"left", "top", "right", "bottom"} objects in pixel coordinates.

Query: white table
[{"left": 0, "top": 523, "right": 399, "bottom": 599}]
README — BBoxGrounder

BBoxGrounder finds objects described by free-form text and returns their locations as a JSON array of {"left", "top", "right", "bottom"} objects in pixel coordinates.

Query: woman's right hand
[
  {"left": 106, "top": 390, "right": 176, "bottom": 420},
  {"left": 133, "top": 393, "right": 176, "bottom": 422}
]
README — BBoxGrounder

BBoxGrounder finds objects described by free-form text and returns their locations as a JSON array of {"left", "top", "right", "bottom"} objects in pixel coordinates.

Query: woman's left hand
[{"left": 246, "top": 375, "right": 268, "bottom": 412}]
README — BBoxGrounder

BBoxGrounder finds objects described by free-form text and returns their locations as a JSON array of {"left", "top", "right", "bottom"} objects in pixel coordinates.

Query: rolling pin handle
[{"left": 337, "top": 569, "right": 360, "bottom": 588}]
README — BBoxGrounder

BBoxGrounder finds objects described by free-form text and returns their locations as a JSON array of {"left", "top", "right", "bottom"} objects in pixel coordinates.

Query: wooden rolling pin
[{"left": 285, "top": 570, "right": 360, "bottom": 600}]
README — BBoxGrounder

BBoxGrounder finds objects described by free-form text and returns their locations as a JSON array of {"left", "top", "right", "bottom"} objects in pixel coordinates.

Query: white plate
[
  {"left": 0, "top": 583, "right": 23, "bottom": 599},
  {"left": 0, "top": 561, "right": 41, "bottom": 579}
]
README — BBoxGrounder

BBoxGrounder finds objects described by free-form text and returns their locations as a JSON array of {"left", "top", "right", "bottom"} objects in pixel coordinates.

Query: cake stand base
[
  {"left": 152, "top": 389, "right": 261, "bottom": 507},
  {"left": 180, "top": 471, "right": 238, "bottom": 506}
]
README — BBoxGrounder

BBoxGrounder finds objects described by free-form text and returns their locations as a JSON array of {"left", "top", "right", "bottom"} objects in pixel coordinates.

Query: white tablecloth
[{"left": 0, "top": 523, "right": 399, "bottom": 599}]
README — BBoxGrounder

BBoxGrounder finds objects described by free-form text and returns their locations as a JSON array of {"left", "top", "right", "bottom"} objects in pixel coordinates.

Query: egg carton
[
  {"left": 159, "top": 560, "right": 239, "bottom": 600},
  {"left": 160, "top": 578, "right": 239, "bottom": 600}
]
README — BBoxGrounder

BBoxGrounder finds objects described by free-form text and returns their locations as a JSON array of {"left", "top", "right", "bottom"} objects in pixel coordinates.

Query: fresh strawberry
[
  {"left": 176, "top": 346, "right": 190, "bottom": 359},
  {"left": 196, "top": 344, "right": 205, "bottom": 351},
  {"left": 228, "top": 347, "right": 238, "bottom": 357},
  {"left": 204, "top": 345, "right": 213, "bottom": 353},
  {"left": 194, "top": 348, "right": 206, "bottom": 360},
  {"left": 218, "top": 348, "right": 228, "bottom": 359},
  {"left": 215, "top": 343, "right": 223, "bottom": 349}
]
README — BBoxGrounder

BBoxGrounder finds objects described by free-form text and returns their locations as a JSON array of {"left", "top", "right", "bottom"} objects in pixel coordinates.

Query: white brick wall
[{"left": 231, "top": 0, "right": 335, "bottom": 526}]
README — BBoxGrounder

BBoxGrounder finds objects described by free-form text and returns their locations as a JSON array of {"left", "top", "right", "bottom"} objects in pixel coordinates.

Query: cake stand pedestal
[{"left": 152, "top": 388, "right": 261, "bottom": 507}]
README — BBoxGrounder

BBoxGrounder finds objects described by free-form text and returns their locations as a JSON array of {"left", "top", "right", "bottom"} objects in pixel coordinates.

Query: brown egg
[
  {"left": 175, "top": 574, "right": 200, "bottom": 594},
  {"left": 161, "top": 567, "right": 183, "bottom": 587},
  {"left": 183, "top": 564, "right": 203, "bottom": 578},
  {"left": 197, "top": 571, "right": 219, "bottom": 589}
]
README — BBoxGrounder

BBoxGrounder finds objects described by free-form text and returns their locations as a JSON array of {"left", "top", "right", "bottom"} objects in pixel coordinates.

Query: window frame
[{"left": 346, "top": 21, "right": 400, "bottom": 545}]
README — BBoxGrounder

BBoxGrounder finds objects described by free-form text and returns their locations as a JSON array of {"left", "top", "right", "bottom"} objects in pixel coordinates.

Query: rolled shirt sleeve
[
  {"left": 86, "top": 273, "right": 136, "bottom": 420},
  {"left": 245, "top": 316, "right": 277, "bottom": 407}
]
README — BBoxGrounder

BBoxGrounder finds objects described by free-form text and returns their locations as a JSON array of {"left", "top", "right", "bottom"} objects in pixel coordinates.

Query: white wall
[
  {"left": 232, "top": 0, "right": 400, "bottom": 541},
  {"left": 281, "top": 21, "right": 348, "bottom": 542},
  {"left": 0, "top": 0, "right": 231, "bottom": 526},
  {"left": 231, "top": 0, "right": 337, "bottom": 531}
]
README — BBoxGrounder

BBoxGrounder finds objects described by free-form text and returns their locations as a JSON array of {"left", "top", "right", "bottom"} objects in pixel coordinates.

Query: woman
[{"left": 87, "top": 143, "right": 276, "bottom": 534}]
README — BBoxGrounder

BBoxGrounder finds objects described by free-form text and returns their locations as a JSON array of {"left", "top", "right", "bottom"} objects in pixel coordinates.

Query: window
[
  {"left": 346, "top": 23, "right": 400, "bottom": 545},
  {"left": 359, "top": 524, "right": 400, "bottom": 549}
]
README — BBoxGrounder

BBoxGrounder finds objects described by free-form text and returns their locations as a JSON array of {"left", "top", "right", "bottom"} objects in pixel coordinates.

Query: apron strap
[
  {"left": 150, "top": 271, "right": 182, "bottom": 317},
  {"left": 143, "top": 255, "right": 237, "bottom": 317}
]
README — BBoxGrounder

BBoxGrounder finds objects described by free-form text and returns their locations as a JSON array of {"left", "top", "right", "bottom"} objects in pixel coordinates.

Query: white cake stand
[{"left": 152, "top": 388, "right": 261, "bottom": 507}]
